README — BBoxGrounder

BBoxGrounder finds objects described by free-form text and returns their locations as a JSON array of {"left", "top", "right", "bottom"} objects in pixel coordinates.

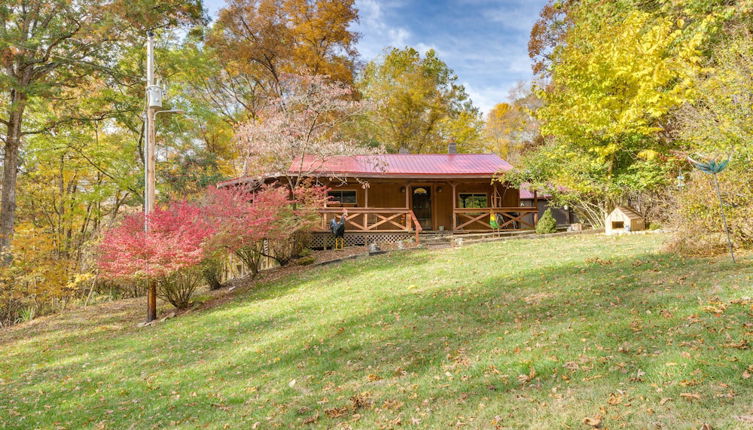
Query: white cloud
[
  {"left": 353, "top": 0, "right": 412, "bottom": 59},
  {"left": 388, "top": 27, "right": 411, "bottom": 47},
  {"left": 415, "top": 42, "right": 441, "bottom": 56},
  {"left": 463, "top": 81, "right": 519, "bottom": 116}
]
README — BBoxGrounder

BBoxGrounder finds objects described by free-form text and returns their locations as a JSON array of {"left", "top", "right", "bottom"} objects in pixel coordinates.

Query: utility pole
[
  {"left": 143, "top": 31, "right": 185, "bottom": 323},
  {"left": 145, "top": 31, "right": 160, "bottom": 322}
]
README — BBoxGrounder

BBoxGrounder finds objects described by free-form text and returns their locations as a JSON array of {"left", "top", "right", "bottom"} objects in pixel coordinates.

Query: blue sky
[{"left": 204, "top": 0, "right": 548, "bottom": 114}]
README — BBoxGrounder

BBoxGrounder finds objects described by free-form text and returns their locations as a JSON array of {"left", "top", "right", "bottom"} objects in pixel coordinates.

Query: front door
[{"left": 411, "top": 186, "right": 432, "bottom": 230}]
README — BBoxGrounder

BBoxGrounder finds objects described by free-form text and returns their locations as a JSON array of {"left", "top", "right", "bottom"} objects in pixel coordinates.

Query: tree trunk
[{"left": 0, "top": 90, "right": 27, "bottom": 252}]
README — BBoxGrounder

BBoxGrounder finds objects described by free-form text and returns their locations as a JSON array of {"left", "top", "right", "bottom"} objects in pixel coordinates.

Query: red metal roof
[
  {"left": 217, "top": 153, "right": 513, "bottom": 187},
  {"left": 291, "top": 153, "right": 512, "bottom": 177}
]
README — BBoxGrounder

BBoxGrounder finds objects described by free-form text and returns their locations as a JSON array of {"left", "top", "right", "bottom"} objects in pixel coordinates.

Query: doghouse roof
[{"left": 610, "top": 206, "right": 643, "bottom": 220}]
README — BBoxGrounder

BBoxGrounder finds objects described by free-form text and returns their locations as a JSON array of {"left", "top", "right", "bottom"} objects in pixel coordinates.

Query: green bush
[{"left": 535, "top": 209, "right": 557, "bottom": 234}]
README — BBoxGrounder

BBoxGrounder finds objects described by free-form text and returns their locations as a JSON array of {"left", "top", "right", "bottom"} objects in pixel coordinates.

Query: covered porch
[{"left": 312, "top": 178, "right": 539, "bottom": 246}]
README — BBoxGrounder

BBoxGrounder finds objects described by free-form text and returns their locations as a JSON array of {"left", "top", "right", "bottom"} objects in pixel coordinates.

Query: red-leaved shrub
[{"left": 98, "top": 201, "right": 215, "bottom": 308}]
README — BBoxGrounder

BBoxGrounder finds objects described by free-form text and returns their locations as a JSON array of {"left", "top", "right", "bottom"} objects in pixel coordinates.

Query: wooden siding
[{"left": 321, "top": 178, "right": 528, "bottom": 233}]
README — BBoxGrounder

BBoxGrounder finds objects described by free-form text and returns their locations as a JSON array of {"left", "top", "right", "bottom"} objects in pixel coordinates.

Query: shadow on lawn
[{"left": 7, "top": 245, "right": 752, "bottom": 428}]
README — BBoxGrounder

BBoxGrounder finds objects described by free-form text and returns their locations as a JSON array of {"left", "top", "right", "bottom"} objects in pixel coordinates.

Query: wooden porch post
[
  {"left": 451, "top": 182, "right": 457, "bottom": 232},
  {"left": 405, "top": 182, "right": 410, "bottom": 230},
  {"left": 533, "top": 190, "right": 539, "bottom": 224},
  {"left": 405, "top": 182, "right": 410, "bottom": 208},
  {"left": 364, "top": 182, "right": 369, "bottom": 208},
  {"left": 492, "top": 183, "right": 498, "bottom": 208}
]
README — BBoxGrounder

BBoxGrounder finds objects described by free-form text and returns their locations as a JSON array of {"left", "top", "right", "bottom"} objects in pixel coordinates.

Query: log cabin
[{"left": 219, "top": 148, "right": 540, "bottom": 247}]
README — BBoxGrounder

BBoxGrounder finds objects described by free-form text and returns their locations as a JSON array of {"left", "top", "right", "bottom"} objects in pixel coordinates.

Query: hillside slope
[{"left": 2, "top": 234, "right": 753, "bottom": 429}]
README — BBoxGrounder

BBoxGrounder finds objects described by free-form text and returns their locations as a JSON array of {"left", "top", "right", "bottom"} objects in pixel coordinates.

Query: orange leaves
[{"left": 209, "top": 0, "right": 358, "bottom": 88}]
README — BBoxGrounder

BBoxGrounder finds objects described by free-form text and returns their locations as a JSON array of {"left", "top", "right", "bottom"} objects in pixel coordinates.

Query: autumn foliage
[
  {"left": 95, "top": 183, "right": 328, "bottom": 309},
  {"left": 98, "top": 202, "right": 215, "bottom": 280}
]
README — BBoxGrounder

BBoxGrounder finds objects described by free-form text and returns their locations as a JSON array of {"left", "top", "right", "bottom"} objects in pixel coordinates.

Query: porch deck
[{"left": 312, "top": 206, "right": 539, "bottom": 247}]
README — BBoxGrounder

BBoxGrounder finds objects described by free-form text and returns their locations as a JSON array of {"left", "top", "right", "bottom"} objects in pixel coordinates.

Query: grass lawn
[{"left": 2, "top": 233, "right": 753, "bottom": 429}]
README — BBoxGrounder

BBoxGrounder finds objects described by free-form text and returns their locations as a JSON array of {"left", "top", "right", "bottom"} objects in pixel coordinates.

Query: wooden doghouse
[{"left": 605, "top": 206, "right": 645, "bottom": 235}]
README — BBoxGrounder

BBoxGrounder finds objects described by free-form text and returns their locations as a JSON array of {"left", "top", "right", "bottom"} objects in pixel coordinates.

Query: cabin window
[
  {"left": 459, "top": 193, "right": 488, "bottom": 209},
  {"left": 611, "top": 221, "right": 625, "bottom": 229},
  {"left": 328, "top": 190, "right": 357, "bottom": 205}
]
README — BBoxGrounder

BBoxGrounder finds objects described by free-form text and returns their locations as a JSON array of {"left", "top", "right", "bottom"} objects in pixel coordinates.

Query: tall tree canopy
[
  {"left": 356, "top": 47, "right": 482, "bottom": 154},
  {"left": 205, "top": 0, "right": 359, "bottom": 124},
  {"left": 483, "top": 83, "right": 541, "bottom": 162},
  {"left": 0, "top": 0, "right": 203, "bottom": 251},
  {"left": 511, "top": 0, "right": 748, "bottom": 225}
]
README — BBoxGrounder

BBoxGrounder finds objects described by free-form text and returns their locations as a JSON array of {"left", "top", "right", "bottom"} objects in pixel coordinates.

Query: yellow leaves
[
  {"left": 540, "top": 5, "right": 710, "bottom": 146},
  {"left": 637, "top": 150, "right": 659, "bottom": 161}
]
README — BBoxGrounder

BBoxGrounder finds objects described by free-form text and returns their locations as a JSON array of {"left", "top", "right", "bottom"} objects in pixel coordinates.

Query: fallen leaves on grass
[
  {"left": 518, "top": 366, "right": 536, "bottom": 384},
  {"left": 607, "top": 392, "right": 623, "bottom": 405},
  {"left": 350, "top": 392, "right": 371, "bottom": 409},
  {"left": 680, "top": 392, "right": 701, "bottom": 401},
  {"left": 303, "top": 413, "right": 319, "bottom": 424},
  {"left": 703, "top": 300, "right": 727, "bottom": 315},
  {"left": 582, "top": 415, "right": 602, "bottom": 428},
  {"left": 743, "top": 365, "right": 753, "bottom": 379},
  {"left": 585, "top": 257, "right": 613, "bottom": 266},
  {"left": 324, "top": 407, "right": 349, "bottom": 418},
  {"left": 381, "top": 399, "right": 404, "bottom": 410}
]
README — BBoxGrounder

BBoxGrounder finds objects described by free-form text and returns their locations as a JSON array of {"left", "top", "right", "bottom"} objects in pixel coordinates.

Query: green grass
[{"left": 2, "top": 233, "right": 753, "bottom": 429}]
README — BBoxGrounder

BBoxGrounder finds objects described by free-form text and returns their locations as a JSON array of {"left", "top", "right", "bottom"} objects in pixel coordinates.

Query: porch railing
[
  {"left": 453, "top": 207, "right": 539, "bottom": 231},
  {"left": 317, "top": 207, "right": 423, "bottom": 243}
]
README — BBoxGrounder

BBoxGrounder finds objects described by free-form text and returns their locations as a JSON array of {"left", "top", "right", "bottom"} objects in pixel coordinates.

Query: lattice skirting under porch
[{"left": 311, "top": 232, "right": 413, "bottom": 249}]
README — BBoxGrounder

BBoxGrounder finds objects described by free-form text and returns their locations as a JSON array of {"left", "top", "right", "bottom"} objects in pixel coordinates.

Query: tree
[
  {"left": 669, "top": 31, "right": 753, "bottom": 254},
  {"left": 513, "top": 2, "right": 717, "bottom": 225},
  {"left": 98, "top": 201, "right": 215, "bottom": 309},
  {"left": 484, "top": 83, "right": 542, "bottom": 162},
  {"left": 529, "top": 0, "right": 576, "bottom": 77},
  {"left": 236, "top": 73, "right": 371, "bottom": 190},
  {"left": 356, "top": 47, "right": 481, "bottom": 153},
  {"left": 0, "top": 0, "right": 202, "bottom": 252},
  {"left": 205, "top": 0, "right": 359, "bottom": 123},
  {"left": 203, "top": 182, "right": 328, "bottom": 275}
]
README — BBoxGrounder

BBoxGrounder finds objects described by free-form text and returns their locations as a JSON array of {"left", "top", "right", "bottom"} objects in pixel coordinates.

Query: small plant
[
  {"left": 159, "top": 268, "right": 203, "bottom": 309},
  {"left": 18, "top": 306, "right": 36, "bottom": 323},
  {"left": 535, "top": 209, "right": 557, "bottom": 234}
]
